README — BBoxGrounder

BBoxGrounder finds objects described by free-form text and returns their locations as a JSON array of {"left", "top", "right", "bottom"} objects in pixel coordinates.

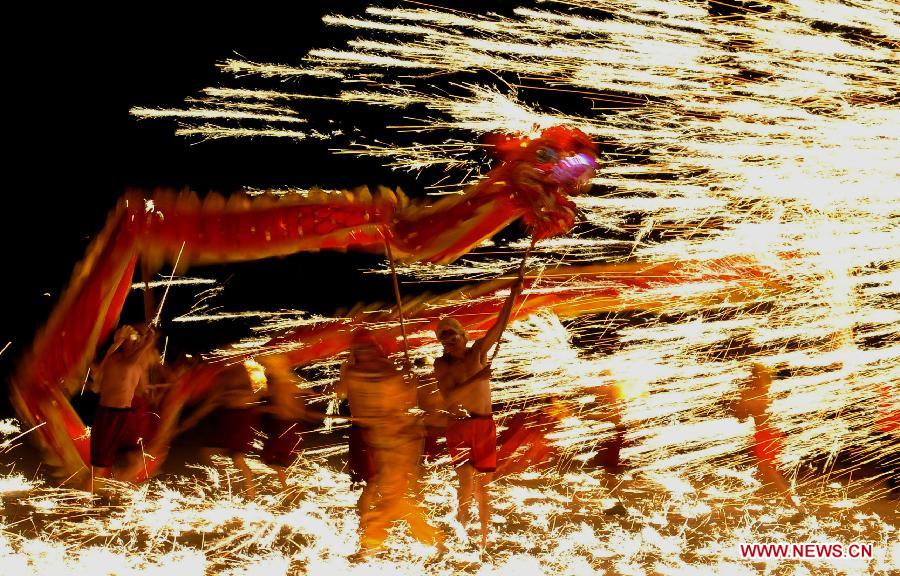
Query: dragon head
[{"left": 485, "top": 125, "right": 598, "bottom": 240}]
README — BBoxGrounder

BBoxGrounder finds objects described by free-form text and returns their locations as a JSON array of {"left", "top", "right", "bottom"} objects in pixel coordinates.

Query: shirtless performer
[
  {"left": 179, "top": 361, "right": 261, "bottom": 498},
  {"left": 433, "top": 275, "right": 524, "bottom": 547},
  {"left": 334, "top": 329, "right": 444, "bottom": 557},
  {"left": 90, "top": 324, "right": 159, "bottom": 489},
  {"left": 731, "top": 363, "right": 805, "bottom": 515}
]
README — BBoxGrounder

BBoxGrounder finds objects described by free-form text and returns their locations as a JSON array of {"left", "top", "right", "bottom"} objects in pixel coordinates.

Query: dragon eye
[{"left": 534, "top": 146, "right": 559, "bottom": 164}]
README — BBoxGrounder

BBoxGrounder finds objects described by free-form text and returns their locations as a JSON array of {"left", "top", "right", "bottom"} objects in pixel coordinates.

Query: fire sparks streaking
[
  {"left": 1, "top": 418, "right": 898, "bottom": 575},
  {"left": 4, "top": 1, "right": 899, "bottom": 574}
]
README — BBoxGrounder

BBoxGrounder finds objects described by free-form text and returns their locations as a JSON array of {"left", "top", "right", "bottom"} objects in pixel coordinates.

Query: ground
[{"left": 1, "top": 419, "right": 896, "bottom": 575}]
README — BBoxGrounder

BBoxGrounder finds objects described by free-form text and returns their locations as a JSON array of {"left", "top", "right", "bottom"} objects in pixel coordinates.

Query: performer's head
[
  {"left": 435, "top": 317, "right": 467, "bottom": 357},
  {"left": 350, "top": 327, "right": 387, "bottom": 364}
]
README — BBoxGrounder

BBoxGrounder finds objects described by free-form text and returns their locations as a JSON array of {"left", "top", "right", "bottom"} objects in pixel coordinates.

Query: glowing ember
[{"left": 3, "top": 1, "right": 898, "bottom": 574}]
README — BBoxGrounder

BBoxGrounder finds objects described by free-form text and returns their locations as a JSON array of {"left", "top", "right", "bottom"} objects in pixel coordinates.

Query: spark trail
[
  {"left": 132, "top": 0, "right": 899, "bottom": 484},
  {"left": 4, "top": 1, "right": 898, "bottom": 574}
]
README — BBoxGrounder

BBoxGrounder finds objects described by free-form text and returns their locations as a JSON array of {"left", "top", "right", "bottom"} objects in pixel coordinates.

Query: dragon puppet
[
  {"left": 12, "top": 124, "right": 851, "bottom": 483},
  {"left": 23, "top": 251, "right": 787, "bottom": 482},
  {"left": 9, "top": 126, "right": 597, "bottom": 481}
]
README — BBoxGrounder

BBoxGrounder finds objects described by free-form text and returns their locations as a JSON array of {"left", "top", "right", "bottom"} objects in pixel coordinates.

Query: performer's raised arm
[{"left": 471, "top": 275, "right": 524, "bottom": 362}]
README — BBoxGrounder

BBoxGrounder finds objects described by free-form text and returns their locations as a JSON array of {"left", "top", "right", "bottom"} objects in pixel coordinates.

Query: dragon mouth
[{"left": 549, "top": 151, "right": 598, "bottom": 193}]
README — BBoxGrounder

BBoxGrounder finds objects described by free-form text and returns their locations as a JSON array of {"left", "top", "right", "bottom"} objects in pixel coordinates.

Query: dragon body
[{"left": 10, "top": 126, "right": 822, "bottom": 482}]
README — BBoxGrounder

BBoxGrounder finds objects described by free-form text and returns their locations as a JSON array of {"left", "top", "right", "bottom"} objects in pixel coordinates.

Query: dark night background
[
  {"left": 0, "top": 0, "right": 775, "bottom": 419},
  {"left": 1, "top": 2, "right": 540, "bottom": 419},
  {"left": 2, "top": 2, "right": 894, "bottom": 491}
]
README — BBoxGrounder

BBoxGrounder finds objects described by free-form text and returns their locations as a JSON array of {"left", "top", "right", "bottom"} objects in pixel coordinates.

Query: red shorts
[
  {"left": 753, "top": 425, "right": 784, "bottom": 466},
  {"left": 204, "top": 408, "right": 259, "bottom": 454},
  {"left": 261, "top": 417, "right": 307, "bottom": 467},
  {"left": 348, "top": 425, "right": 375, "bottom": 483},
  {"left": 91, "top": 406, "right": 141, "bottom": 468},
  {"left": 446, "top": 415, "right": 497, "bottom": 472}
]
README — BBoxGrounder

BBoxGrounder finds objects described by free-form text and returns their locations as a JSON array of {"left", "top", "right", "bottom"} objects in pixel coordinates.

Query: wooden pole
[
  {"left": 382, "top": 230, "right": 411, "bottom": 364},
  {"left": 141, "top": 258, "right": 156, "bottom": 324},
  {"left": 153, "top": 241, "right": 186, "bottom": 327},
  {"left": 490, "top": 237, "right": 536, "bottom": 364}
]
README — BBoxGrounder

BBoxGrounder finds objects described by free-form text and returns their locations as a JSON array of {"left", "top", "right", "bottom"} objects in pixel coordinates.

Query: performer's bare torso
[
  {"left": 434, "top": 341, "right": 492, "bottom": 417},
  {"left": 98, "top": 355, "right": 146, "bottom": 409},
  {"left": 97, "top": 333, "right": 156, "bottom": 409}
]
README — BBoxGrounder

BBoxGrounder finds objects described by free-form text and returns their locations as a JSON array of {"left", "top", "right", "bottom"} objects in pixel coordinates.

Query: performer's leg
[
  {"left": 455, "top": 463, "right": 474, "bottom": 526},
  {"left": 232, "top": 453, "right": 256, "bottom": 499},
  {"left": 397, "top": 439, "right": 444, "bottom": 550},
  {"left": 264, "top": 461, "right": 288, "bottom": 490},
  {"left": 474, "top": 472, "right": 492, "bottom": 547},
  {"left": 358, "top": 482, "right": 388, "bottom": 557},
  {"left": 361, "top": 448, "right": 404, "bottom": 554},
  {"left": 359, "top": 515, "right": 389, "bottom": 556},
  {"left": 758, "top": 461, "right": 804, "bottom": 514},
  {"left": 90, "top": 406, "right": 125, "bottom": 491},
  {"left": 358, "top": 481, "right": 376, "bottom": 520},
  {"left": 401, "top": 497, "right": 444, "bottom": 549}
]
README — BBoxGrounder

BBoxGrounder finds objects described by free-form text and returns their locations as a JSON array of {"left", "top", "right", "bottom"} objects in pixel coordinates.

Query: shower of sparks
[
  {"left": 130, "top": 277, "right": 217, "bottom": 291},
  {"left": 4, "top": 0, "right": 899, "bottom": 574}
]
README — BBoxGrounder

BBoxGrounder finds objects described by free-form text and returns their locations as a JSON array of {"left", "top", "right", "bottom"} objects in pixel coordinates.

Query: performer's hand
[{"left": 138, "top": 324, "right": 157, "bottom": 343}]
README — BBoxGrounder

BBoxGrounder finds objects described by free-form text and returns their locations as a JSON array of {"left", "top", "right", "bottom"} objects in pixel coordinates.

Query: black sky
[
  {"left": 2, "top": 2, "right": 539, "bottom": 416},
  {"left": 4, "top": 4, "right": 379, "bottom": 412}
]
